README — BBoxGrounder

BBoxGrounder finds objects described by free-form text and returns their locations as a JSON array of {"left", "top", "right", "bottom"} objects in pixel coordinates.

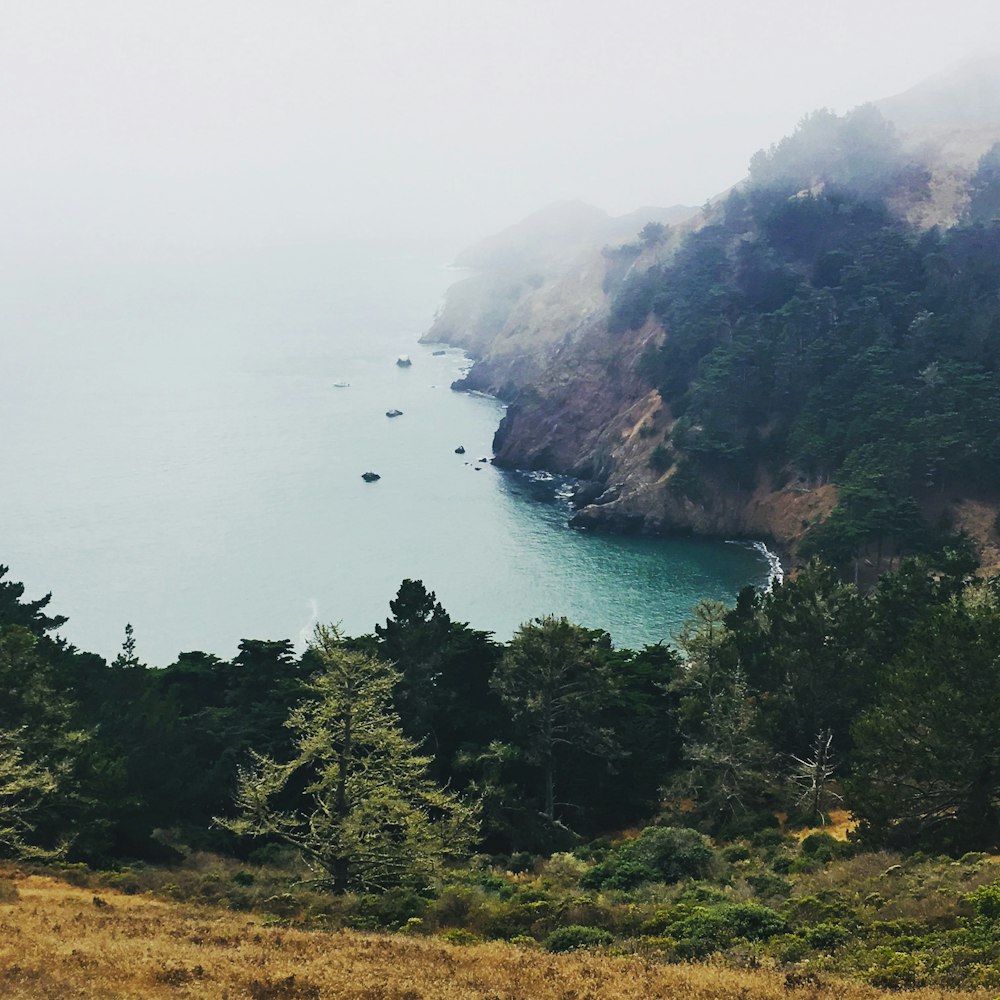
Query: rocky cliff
[{"left": 424, "top": 60, "right": 1000, "bottom": 570}]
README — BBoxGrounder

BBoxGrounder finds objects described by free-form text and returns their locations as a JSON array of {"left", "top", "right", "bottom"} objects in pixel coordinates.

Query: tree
[
  {"left": 787, "top": 729, "right": 842, "bottom": 826},
  {"left": 671, "top": 667, "right": 773, "bottom": 827},
  {"left": 374, "top": 580, "right": 503, "bottom": 784},
  {"left": 112, "top": 623, "right": 142, "bottom": 670},
  {"left": 0, "top": 565, "right": 67, "bottom": 636},
  {"left": 848, "top": 592, "right": 1000, "bottom": 851},
  {"left": 375, "top": 579, "right": 453, "bottom": 741},
  {"left": 728, "top": 563, "right": 876, "bottom": 758},
  {"left": 0, "top": 625, "right": 92, "bottom": 855},
  {"left": 0, "top": 731, "right": 59, "bottom": 858},
  {"left": 219, "top": 624, "right": 478, "bottom": 893},
  {"left": 491, "top": 616, "right": 617, "bottom": 825}
]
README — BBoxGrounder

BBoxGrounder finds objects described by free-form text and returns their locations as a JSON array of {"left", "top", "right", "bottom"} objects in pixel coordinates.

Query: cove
[{"left": 0, "top": 241, "right": 772, "bottom": 665}]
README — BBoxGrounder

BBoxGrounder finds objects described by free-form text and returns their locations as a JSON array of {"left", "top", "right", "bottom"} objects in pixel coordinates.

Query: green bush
[
  {"left": 475, "top": 872, "right": 517, "bottom": 900},
  {"left": 721, "top": 844, "right": 751, "bottom": 864},
  {"left": 749, "top": 827, "right": 787, "bottom": 849},
  {"left": 785, "top": 890, "right": 854, "bottom": 926},
  {"left": 649, "top": 444, "right": 672, "bottom": 474},
  {"left": 581, "top": 827, "right": 714, "bottom": 890},
  {"left": 670, "top": 902, "right": 788, "bottom": 958},
  {"left": 967, "top": 882, "right": 1000, "bottom": 921},
  {"left": 865, "top": 947, "right": 926, "bottom": 989},
  {"left": 353, "top": 888, "right": 429, "bottom": 930},
  {"left": 804, "top": 921, "right": 851, "bottom": 951},
  {"left": 543, "top": 925, "right": 614, "bottom": 952},
  {"left": 746, "top": 873, "right": 791, "bottom": 899}
]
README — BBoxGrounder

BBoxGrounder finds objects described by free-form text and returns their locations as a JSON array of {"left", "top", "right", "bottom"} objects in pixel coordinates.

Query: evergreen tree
[
  {"left": 848, "top": 591, "right": 1000, "bottom": 851},
  {"left": 491, "top": 616, "right": 618, "bottom": 825},
  {"left": 219, "top": 624, "right": 478, "bottom": 892}
]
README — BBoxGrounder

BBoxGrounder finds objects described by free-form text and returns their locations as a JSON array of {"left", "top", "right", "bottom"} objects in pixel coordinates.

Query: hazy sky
[{"left": 4, "top": 0, "right": 1000, "bottom": 256}]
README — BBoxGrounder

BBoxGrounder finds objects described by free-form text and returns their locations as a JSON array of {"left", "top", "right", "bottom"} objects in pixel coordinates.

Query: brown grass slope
[{"left": 0, "top": 871, "right": 992, "bottom": 1000}]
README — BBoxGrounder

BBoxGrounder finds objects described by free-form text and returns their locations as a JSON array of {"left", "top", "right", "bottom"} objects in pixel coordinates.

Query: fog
[{"left": 4, "top": 0, "right": 1000, "bottom": 262}]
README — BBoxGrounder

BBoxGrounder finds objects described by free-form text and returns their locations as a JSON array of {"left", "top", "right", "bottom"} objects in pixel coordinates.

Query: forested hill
[
  {"left": 435, "top": 64, "right": 1000, "bottom": 575},
  {"left": 611, "top": 107, "right": 1000, "bottom": 575}
]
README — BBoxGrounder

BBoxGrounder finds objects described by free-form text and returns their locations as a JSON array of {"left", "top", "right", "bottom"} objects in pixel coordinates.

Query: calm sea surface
[{"left": 1, "top": 241, "right": 770, "bottom": 665}]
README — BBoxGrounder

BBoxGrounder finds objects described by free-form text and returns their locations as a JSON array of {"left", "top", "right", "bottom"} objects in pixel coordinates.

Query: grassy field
[{"left": 0, "top": 869, "right": 994, "bottom": 1000}]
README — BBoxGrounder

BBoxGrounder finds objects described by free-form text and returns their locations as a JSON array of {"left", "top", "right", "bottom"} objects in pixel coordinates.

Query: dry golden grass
[
  {"left": 790, "top": 810, "right": 858, "bottom": 843},
  {"left": 0, "top": 870, "right": 991, "bottom": 1000}
]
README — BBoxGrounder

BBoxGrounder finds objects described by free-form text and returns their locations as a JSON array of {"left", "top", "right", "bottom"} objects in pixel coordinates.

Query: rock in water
[
  {"left": 455, "top": 445, "right": 466, "bottom": 454},
  {"left": 396, "top": 354, "right": 412, "bottom": 367},
  {"left": 361, "top": 472, "right": 381, "bottom": 483},
  {"left": 386, "top": 409, "right": 403, "bottom": 418}
]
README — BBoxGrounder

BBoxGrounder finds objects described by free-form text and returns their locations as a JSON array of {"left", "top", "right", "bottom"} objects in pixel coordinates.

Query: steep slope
[
  {"left": 421, "top": 201, "right": 696, "bottom": 396},
  {"left": 427, "top": 63, "right": 1000, "bottom": 574}
]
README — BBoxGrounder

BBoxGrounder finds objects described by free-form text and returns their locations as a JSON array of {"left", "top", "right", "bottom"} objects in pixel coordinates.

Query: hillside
[
  {"left": 429, "top": 59, "right": 1000, "bottom": 574},
  {"left": 1, "top": 868, "right": 995, "bottom": 999}
]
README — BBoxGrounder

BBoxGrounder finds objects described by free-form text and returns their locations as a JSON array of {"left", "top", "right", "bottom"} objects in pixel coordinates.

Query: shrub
[
  {"left": 441, "top": 928, "right": 481, "bottom": 945},
  {"left": 582, "top": 827, "right": 714, "bottom": 890},
  {"left": 721, "top": 844, "right": 751, "bottom": 864},
  {"left": 475, "top": 872, "right": 516, "bottom": 899},
  {"left": 543, "top": 925, "right": 614, "bottom": 952},
  {"left": 353, "top": 888, "right": 429, "bottom": 930},
  {"left": 804, "top": 921, "right": 851, "bottom": 951},
  {"left": 649, "top": 444, "right": 672, "bottom": 474},
  {"left": 670, "top": 903, "right": 787, "bottom": 958},
  {"left": 801, "top": 832, "right": 840, "bottom": 856},
  {"left": 749, "top": 828, "right": 787, "bottom": 849},
  {"left": 865, "top": 947, "right": 925, "bottom": 989},
  {"left": 746, "top": 873, "right": 791, "bottom": 900},
  {"left": 967, "top": 882, "right": 1000, "bottom": 921},
  {"left": 785, "top": 890, "right": 854, "bottom": 926}
]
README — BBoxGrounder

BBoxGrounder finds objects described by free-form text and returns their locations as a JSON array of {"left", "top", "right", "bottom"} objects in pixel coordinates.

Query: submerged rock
[{"left": 432, "top": 349, "right": 446, "bottom": 356}]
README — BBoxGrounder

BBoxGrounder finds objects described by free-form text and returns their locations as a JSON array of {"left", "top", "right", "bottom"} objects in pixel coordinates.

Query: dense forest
[
  {"left": 4, "top": 544, "right": 1000, "bottom": 990},
  {"left": 609, "top": 107, "right": 1000, "bottom": 574},
  {"left": 4, "top": 549, "right": 998, "bottom": 865}
]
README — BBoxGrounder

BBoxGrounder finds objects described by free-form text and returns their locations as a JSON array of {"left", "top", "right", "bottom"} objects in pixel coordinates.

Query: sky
[{"left": 3, "top": 0, "right": 1000, "bottom": 258}]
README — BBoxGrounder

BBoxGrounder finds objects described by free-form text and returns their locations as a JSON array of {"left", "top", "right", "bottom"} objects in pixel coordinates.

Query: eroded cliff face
[
  {"left": 424, "top": 69, "right": 1000, "bottom": 567},
  {"left": 489, "top": 308, "right": 840, "bottom": 556}
]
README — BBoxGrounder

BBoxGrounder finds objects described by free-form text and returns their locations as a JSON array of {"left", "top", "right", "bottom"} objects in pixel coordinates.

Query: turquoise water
[{"left": 0, "top": 241, "right": 769, "bottom": 665}]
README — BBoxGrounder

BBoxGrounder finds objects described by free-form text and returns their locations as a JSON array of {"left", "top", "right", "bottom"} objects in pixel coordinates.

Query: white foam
[{"left": 726, "top": 539, "right": 784, "bottom": 592}]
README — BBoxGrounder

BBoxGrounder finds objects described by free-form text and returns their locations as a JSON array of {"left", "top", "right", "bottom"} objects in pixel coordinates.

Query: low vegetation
[
  {"left": 3, "top": 545, "right": 1000, "bottom": 992},
  {"left": 3, "top": 865, "right": 998, "bottom": 999}
]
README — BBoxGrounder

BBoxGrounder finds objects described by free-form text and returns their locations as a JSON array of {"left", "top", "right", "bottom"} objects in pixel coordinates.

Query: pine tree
[
  {"left": 219, "top": 624, "right": 478, "bottom": 892},
  {"left": 491, "top": 616, "right": 618, "bottom": 825}
]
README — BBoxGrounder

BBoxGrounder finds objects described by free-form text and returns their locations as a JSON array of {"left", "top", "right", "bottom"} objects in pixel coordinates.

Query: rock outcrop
[{"left": 425, "top": 61, "right": 1000, "bottom": 568}]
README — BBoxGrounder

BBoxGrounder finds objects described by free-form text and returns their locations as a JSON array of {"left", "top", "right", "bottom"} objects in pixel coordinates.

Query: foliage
[
  {"left": 543, "top": 924, "right": 613, "bottom": 951},
  {"left": 609, "top": 107, "right": 1000, "bottom": 569},
  {"left": 848, "top": 590, "right": 1000, "bottom": 852},
  {"left": 491, "top": 616, "right": 618, "bottom": 824},
  {"left": 218, "top": 624, "right": 479, "bottom": 892},
  {"left": 581, "top": 827, "right": 714, "bottom": 890}
]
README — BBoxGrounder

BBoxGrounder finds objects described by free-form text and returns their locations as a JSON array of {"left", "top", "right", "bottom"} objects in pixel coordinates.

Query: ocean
[{"left": 1, "top": 240, "right": 771, "bottom": 665}]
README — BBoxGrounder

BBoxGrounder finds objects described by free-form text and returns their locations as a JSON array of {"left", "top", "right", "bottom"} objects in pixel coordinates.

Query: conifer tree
[{"left": 219, "top": 624, "right": 478, "bottom": 892}]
